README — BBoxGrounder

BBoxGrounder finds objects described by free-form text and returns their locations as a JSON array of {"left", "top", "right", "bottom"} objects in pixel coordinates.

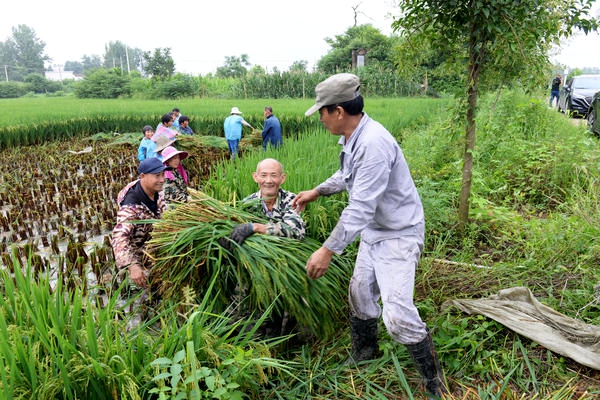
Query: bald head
[
  {"left": 256, "top": 158, "right": 283, "bottom": 174},
  {"left": 253, "top": 158, "right": 286, "bottom": 201}
]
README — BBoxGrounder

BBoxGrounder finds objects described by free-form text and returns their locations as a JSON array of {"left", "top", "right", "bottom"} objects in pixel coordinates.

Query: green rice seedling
[
  {"left": 203, "top": 127, "right": 346, "bottom": 242},
  {"left": 0, "top": 250, "right": 296, "bottom": 398},
  {"left": 148, "top": 189, "right": 352, "bottom": 338},
  {"left": 2, "top": 260, "right": 147, "bottom": 399}
]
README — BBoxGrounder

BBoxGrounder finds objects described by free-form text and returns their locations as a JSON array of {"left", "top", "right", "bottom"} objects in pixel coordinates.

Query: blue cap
[{"left": 138, "top": 157, "right": 167, "bottom": 175}]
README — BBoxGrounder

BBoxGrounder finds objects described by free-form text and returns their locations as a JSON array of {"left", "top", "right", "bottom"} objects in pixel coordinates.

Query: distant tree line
[{"left": 6, "top": 20, "right": 570, "bottom": 100}]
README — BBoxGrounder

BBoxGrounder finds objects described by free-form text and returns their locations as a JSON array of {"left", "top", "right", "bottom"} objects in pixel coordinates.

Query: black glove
[
  {"left": 218, "top": 236, "right": 232, "bottom": 252},
  {"left": 230, "top": 223, "right": 255, "bottom": 245}
]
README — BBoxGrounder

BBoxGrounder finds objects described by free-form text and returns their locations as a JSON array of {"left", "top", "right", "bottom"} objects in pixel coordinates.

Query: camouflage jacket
[
  {"left": 111, "top": 179, "right": 167, "bottom": 271},
  {"left": 242, "top": 188, "right": 306, "bottom": 239},
  {"left": 163, "top": 169, "right": 189, "bottom": 203}
]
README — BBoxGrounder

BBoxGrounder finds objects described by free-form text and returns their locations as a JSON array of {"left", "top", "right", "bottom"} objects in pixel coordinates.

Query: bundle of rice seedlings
[
  {"left": 147, "top": 189, "right": 352, "bottom": 338},
  {"left": 174, "top": 134, "right": 228, "bottom": 151},
  {"left": 240, "top": 129, "right": 262, "bottom": 149}
]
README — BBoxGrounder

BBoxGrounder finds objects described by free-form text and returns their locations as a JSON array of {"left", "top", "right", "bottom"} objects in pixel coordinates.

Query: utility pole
[
  {"left": 125, "top": 45, "right": 131, "bottom": 74},
  {"left": 54, "top": 64, "right": 63, "bottom": 81}
]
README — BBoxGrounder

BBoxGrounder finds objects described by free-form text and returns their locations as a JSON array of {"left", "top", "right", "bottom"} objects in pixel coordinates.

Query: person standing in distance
[
  {"left": 261, "top": 106, "right": 283, "bottom": 151},
  {"left": 549, "top": 73, "right": 562, "bottom": 108},
  {"left": 292, "top": 73, "right": 447, "bottom": 398},
  {"left": 224, "top": 107, "right": 254, "bottom": 159}
]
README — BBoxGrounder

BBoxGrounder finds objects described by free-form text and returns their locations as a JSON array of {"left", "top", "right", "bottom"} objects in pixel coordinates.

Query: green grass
[
  {"left": 1, "top": 91, "right": 600, "bottom": 398},
  {"left": 0, "top": 96, "right": 450, "bottom": 127}
]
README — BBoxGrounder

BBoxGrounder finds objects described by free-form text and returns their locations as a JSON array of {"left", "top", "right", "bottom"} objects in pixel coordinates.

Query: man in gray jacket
[{"left": 292, "top": 73, "right": 447, "bottom": 399}]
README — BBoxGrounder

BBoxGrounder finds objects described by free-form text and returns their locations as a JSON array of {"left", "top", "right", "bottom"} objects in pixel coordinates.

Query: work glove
[
  {"left": 229, "top": 223, "right": 255, "bottom": 245},
  {"left": 218, "top": 236, "right": 232, "bottom": 252}
]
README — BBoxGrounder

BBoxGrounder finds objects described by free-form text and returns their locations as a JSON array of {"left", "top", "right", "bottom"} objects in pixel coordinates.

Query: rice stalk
[{"left": 148, "top": 189, "right": 352, "bottom": 338}]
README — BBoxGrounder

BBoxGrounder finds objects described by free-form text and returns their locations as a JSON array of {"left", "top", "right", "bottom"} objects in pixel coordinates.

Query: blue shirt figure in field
[
  {"left": 224, "top": 107, "right": 254, "bottom": 159},
  {"left": 261, "top": 106, "right": 283, "bottom": 151},
  {"left": 171, "top": 108, "right": 181, "bottom": 129},
  {"left": 549, "top": 74, "right": 562, "bottom": 108},
  {"left": 292, "top": 73, "right": 448, "bottom": 399},
  {"left": 178, "top": 115, "right": 194, "bottom": 135},
  {"left": 137, "top": 125, "right": 155, "bottom": 161}
]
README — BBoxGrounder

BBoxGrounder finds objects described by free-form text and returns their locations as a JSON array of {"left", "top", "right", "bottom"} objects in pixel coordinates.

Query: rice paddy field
[{"left": 1, "top": 93, "right": 599, "bottom": 399}]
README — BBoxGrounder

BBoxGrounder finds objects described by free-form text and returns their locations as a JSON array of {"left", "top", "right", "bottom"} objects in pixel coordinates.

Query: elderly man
[
  {"left": 111, "top": 157, "right": 168, "bottom": 298},
  {"left": 292, "top": 73, "right": 447, "bottom": 398},
  {"left": 223, "top": 158, "right": 306, "bottom": 337},
  {"left": 227, "top": 158, "right": 306, "bottom": 245}
]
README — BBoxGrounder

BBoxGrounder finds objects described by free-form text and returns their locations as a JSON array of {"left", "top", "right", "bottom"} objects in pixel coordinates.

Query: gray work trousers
[{"left": 349, "top": 235, "right": 428, "bottom": 344}]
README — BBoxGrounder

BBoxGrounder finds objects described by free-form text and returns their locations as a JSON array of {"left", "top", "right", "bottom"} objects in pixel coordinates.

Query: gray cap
[{"left": 305, "top": 73, "right": 361, "bottom": 116}]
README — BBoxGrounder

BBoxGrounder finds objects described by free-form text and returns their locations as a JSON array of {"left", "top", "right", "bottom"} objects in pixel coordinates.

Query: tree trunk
[{"left": 458, "top": 41, "right": 481, "bottom": 232}]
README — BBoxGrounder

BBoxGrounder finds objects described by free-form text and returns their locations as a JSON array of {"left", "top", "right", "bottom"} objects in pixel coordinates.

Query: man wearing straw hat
[
  {"left": 292, "top": 73, "right": 447, "bottom": 398},
  {"left": 224, "top": 106, "right": 254, "bottom": 159},
  {"left": 111, "top": 157, "right": 170, "bottom": 325}
]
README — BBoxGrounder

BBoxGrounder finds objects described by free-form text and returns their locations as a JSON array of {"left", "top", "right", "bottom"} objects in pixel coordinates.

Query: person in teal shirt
[
  {"left": 224, "top": 107, "right": 254, "bottom": 159},
  {"left": 137, "top": 125, "right": 155, "bottom": 161}
]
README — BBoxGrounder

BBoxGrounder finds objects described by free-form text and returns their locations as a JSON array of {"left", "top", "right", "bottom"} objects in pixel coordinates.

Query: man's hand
[
  {"left": 292, "top": 189, "right": 320, "bottom": 212},
  {"left": 230, "top": 223, "right": 255, "bottom": 245},
  {"left": 129, "top": 265, "right": 148, "bottom": 288},
  {"left": 218, "top": 237, "right": 232, "bottom": 252},
  {"left": 306, "top": 246, "right": 334, "bottom": 280}
]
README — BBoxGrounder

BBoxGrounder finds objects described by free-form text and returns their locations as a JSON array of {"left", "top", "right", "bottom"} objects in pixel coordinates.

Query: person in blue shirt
[
  {"left": 549, "top": 74, "right": 562, "bottom": 108},
  {"left": 178, "top": 115, "right": 194, "bottom": 135},
  {"left": 261, "top": 106, "right": 283, "bottom": 150},
  {"left": 224, "top": 107, "right": 254, "bottom": 159},
  {"left": 171, "top": 108, "right": 181, "bottom": 129},
  {"left": 137, "top": 125, "right": 155, "bottom": 161}
]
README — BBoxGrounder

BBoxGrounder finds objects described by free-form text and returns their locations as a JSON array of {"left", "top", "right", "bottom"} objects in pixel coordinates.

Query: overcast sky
[{"left": 2, "top": 0, "right": 599, "bottom": 75}]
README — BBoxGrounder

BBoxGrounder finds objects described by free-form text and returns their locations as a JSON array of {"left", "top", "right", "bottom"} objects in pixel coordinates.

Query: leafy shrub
[
  {"left": 75, "top": 68, "right": 131, "bottom": 98},
  {"left": 0, "top": 81, "right": 27, "bottom": 98},
  {"left": 149, "top": 73, "right": 196, "bottom": 99}
]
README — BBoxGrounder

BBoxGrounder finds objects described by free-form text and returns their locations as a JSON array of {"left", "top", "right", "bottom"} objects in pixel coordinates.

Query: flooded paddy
[{"left": 0, "top": 134, "right": 227, "bottom": 290}]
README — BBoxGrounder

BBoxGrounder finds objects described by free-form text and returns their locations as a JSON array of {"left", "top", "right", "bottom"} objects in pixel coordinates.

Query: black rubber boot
[
  {"left": 344, "top": 316, "right": 379, "bottom": 364},
  {"left": 405, "top": 329, "right": 447, "bottom": 399}
]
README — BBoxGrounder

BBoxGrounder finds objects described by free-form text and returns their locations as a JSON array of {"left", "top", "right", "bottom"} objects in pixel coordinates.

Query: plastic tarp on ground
[{"left": 442, "top": 286, "right": 600, "bottom": 370}]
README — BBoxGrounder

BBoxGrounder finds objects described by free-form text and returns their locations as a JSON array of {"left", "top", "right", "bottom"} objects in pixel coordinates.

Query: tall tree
[
  {"left": 0, "top": 25, "right": 49, "bottom": 81},
  {"left": 64, "top": 61, "right": 83, "bottom": 75},
  {"left": 288, "top": 60, "right": 308, "bottom": 74},
  {"left": 215, "top": 54, "right": 250, "bottom": 78},
  {"left": 392, "top": 0, "right": 599, "bottom": 230},
  {"left": 81, "top": 55, "right": 102, "bottom": 73},
  {"left": 317, "top": 24, "right": 396, "bottom": 73},
  {"left": 104, "top": 41, "right": 144, "bottom": 73},
  {"left": 143, "top": 48, "right": 175, "bottom": 80}
]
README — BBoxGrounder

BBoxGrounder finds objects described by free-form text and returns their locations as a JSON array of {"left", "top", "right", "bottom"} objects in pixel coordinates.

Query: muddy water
[{"left": 0, "top": 135, "right": 228, "bottom": 292}]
